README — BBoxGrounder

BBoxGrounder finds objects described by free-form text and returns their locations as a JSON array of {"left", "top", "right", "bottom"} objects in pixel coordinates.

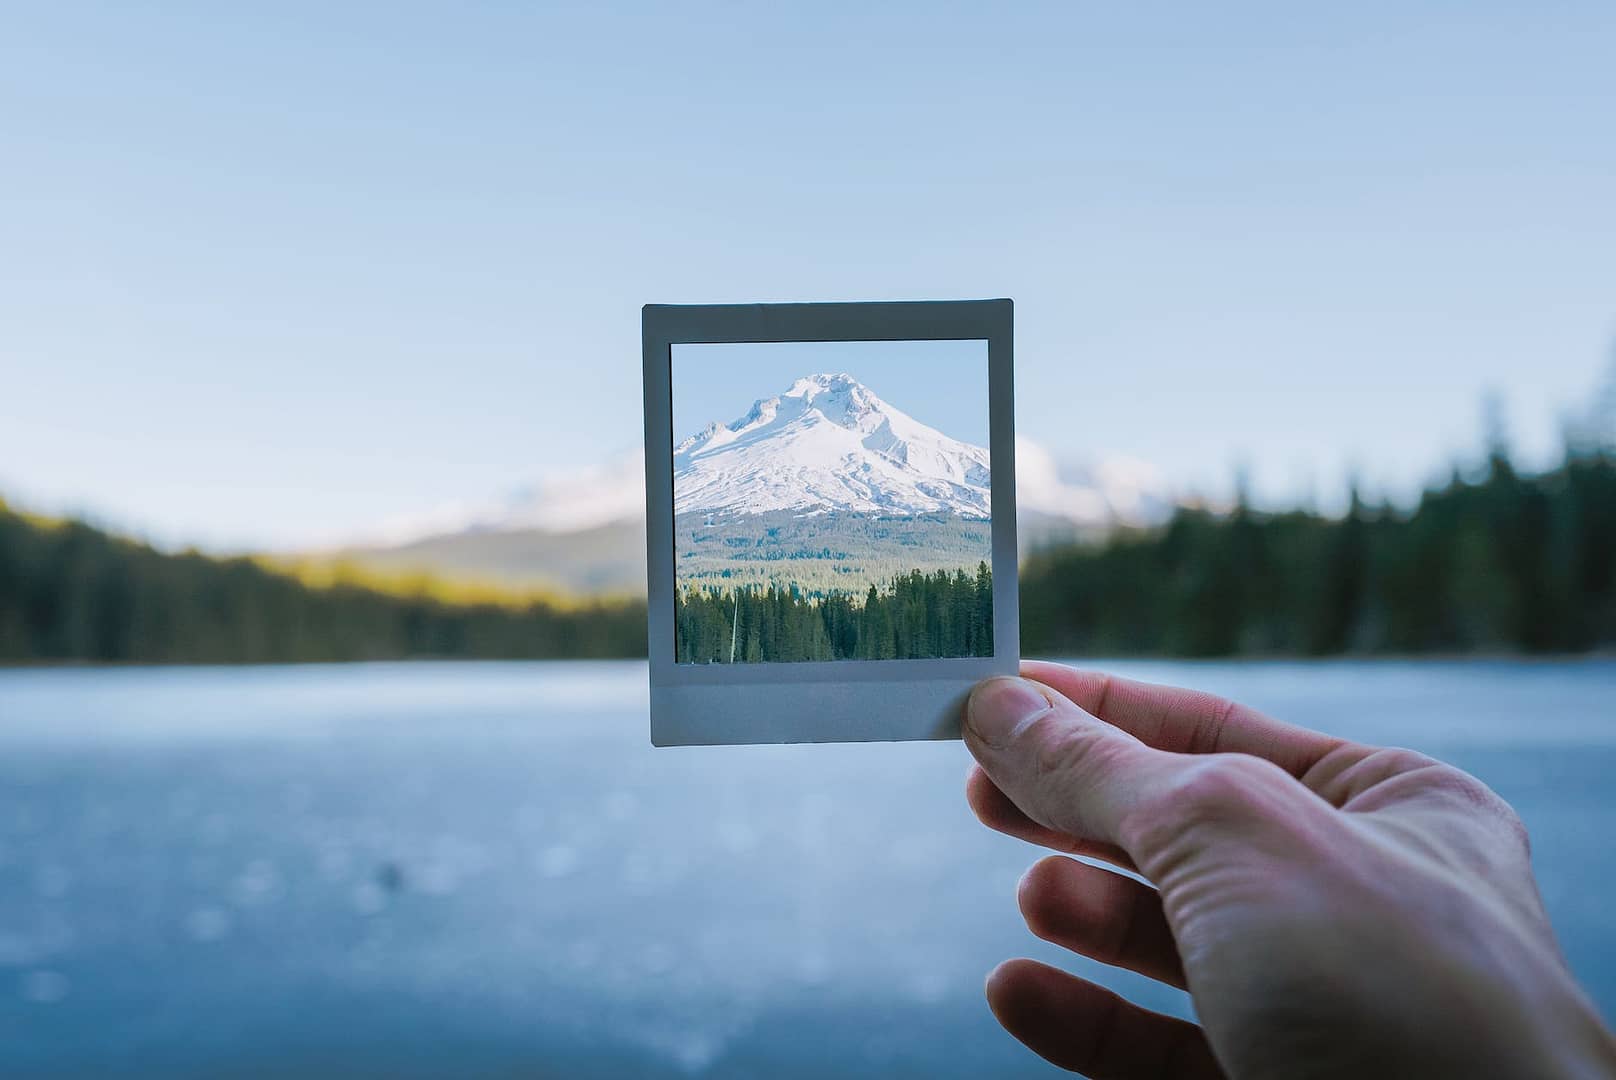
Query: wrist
[{"left": 1489, "top": 972, "right": 1616, "bottom": 1080}]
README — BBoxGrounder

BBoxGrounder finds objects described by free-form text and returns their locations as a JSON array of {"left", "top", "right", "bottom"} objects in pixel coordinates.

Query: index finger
[{"left": 1021, "top": 661, "right": 1345, "bottom": 778}]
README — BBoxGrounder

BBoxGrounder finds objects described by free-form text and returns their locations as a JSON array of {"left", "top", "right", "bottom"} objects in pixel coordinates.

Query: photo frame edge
[{"left": 642, "top": 299, "right": 1019, "bottom": 747}]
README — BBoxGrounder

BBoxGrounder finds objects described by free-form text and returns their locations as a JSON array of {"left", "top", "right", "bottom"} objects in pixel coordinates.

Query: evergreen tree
[{"left": 672, "top": 565, "right": 996, "bottom": 664}]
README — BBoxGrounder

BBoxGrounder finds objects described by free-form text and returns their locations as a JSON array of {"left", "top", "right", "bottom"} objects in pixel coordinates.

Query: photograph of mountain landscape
[{"left": 671, "top": 339, "right": 994, "bottom": 664}]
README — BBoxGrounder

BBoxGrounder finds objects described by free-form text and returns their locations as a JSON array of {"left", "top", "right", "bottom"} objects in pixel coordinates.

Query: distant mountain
[
  {"left": 674, "top": 372, "right": 991, "bottom": 520},
  {"left": 319, "top": 453, "right": 647, "bottom": 595},
  {"left": 319, "top": 429, "right": 1172, "bottom": 595},
  {"left": 1015, "top": 439, "right": 1173, "bottom": 549},
  {"left": 336, "top": 518, "right": 647, "bottom": 596},
  {"left": 344, "top": 453, "right": 646, "bottom": 548}
]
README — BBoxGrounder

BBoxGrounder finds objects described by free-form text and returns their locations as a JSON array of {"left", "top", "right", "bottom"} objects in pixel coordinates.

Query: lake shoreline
[{"left": 4, "top": 649, "right": 1615, "bottom": 672}]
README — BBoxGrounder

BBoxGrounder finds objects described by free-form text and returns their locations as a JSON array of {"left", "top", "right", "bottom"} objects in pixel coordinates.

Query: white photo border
[{"left": 642, "top": 299, "right": 1019, "bottom": 746}]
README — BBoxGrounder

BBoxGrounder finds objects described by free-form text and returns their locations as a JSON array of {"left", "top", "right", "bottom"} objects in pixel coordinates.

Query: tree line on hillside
[
  {"left": 1, "top": 440, "right": 1612, "bottom": 665},
  {"left": 0, "top": 505, "right": 645, "bottom": 663},
  {"left": 1019, "top": 446, "right": 1616, "bottom": 656},
  {"left": 675, "top": 563, "right": 994, "bottom": 663}
]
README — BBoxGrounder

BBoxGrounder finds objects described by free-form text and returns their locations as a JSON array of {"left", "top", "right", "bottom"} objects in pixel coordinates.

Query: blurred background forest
[
  {"left": 1022, "top": 440, "right": 1616, "bottom": 657},
  {"left": 0, "top": 505, "right": 645, "bottom": 663},
  {"left": 5, "top": 428, "right": 1612, "bottom": 664}
]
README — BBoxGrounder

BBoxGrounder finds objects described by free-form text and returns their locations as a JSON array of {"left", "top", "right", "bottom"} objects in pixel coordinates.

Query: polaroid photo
[{"left": 641, "top": 299, "right": 1019, "bottom": 745}]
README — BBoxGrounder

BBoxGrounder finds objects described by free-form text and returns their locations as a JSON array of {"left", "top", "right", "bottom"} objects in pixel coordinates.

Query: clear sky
[
  {"left": 671, "top": 340, "right": 989, "bottom": 448},
  {"left": 3, "top": 3, "right": 1613, "bottom": 549}
]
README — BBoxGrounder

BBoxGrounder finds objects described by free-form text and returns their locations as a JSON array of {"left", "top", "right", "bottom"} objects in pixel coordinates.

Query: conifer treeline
[
  {"left": 1019, "top": 451, "right": 1616, "bottom": 656},
  {"left": 0, "top": 507, "right": 645, "bottom": 663},
  {"left": 2, "top": 446, "right": 1612, "bottom": 665},
  {"left": 675, "top": 563, "right": 994, "bottom": 663}
]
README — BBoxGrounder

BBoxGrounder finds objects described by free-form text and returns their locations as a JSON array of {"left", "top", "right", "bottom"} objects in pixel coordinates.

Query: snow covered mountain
[
  {"left": 309, "top": 411, "right": 1173, "bottom": 593},
  {"left": 674, "top": 373, "right": 991, "bottom": 519}
]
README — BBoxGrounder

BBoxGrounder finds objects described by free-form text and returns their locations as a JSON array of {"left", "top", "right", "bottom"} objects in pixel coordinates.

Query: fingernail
[{"left": 967, "top": 677, "right": 1053, "bottom": 749}]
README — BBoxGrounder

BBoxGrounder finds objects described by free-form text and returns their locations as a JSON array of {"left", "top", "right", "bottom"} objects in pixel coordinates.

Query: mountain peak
[
  {"left": 674, "top": 373, "right": 990, "bottom": 520},
  {"left": 787, "top": 371, "right": 861, "bottom": 394},
  {"left": 780, "top": 372, "right": 887, "bottom": 432}
]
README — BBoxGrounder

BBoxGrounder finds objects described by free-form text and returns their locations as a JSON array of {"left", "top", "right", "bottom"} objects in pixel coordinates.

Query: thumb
[{"left": 964, "top": 676, "right": 1181, "bottom": 851}]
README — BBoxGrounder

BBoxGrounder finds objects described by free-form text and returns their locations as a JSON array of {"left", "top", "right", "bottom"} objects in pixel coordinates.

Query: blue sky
[
  {"left": 671, "top": 340, "right": 989, "bottom": 448},
  {"left": 2, "top": 3, "right": 1613, "bottom": 549}
]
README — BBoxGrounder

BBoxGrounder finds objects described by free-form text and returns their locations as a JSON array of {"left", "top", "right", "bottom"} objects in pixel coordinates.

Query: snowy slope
[{"left": 673, "top": 373, "right": 991, "bottom": 519}]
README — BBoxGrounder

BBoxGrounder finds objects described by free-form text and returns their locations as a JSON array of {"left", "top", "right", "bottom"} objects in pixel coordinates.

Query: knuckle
[
  {"left": 1423, "top": 761, "right": 1530, "bottom": 845},
  {"left": 1122, "top": 753, "right": 1291, "bottom": 854},
  {"left": 1184, "top": 692, "right": 1242, "bottom": 754},
  {"left": 1164, "top": 754, "right": 1286, "bottom": 816},
  {"left": 1030, "top": 719, "right": 1110, "bottom": 788},
  {"left": 1360, "top": 747, "right": 1534, "bottom": 858},
  {"left": 1375, "top": 746, "right": 1439, "bottom": 771},
  {"left": 1388, "top": 748, "right": 1501, "bottom": 805},
  {"left": 1500, "top": 801, "right": 1532, "bottom": 856},
  {"left": 1024, "top": 719, "right": 1138, "bottom": 836},
  {"left": 1120, "top": 753, "right": 1313, "bottom": 884}
]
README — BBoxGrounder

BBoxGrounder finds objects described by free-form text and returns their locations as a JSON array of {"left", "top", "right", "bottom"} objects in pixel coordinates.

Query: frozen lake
[{"left": 0, "top": 659, "right": 1612, "bottom": 1076}]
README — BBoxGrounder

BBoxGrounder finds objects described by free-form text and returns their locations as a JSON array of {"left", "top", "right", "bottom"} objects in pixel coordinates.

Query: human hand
[{"left": 964, "top": 661, "right": 1616, "bottom": 1079}]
